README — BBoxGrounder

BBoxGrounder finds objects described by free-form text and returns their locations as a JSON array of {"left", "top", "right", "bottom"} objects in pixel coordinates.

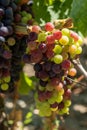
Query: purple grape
[
  {"left": 0, "top": 8, "right": 4, "bottom": 17},
  {"left": 48, "top": 71, "right": 56, "bottom": 78},
  {"left": 50, "top": 102, "right": 58, "bottom": 108},
  {"left": 34, "top": 63, "right": 42, "bottom": 72},
  {"left": 42, "top": 61, "right": 52, "bottom": 72},
  {"left": 52, "top": 64, "right": 61, "bottom": 74},
  {"left": 3, "top": 50, "right": 12, "bottom": 59},
  {"left": 0, "top": 0, "right": 10, "bottom": 7},
  {"left": 38, "top": 43, "right": 47, "bottom": 53},
  {"left": 0, "top": 26, "right": 9, "bottom": 36},
  {"left": 27, "top": 32, "right": 38, "bottom": 41},
  {"left": 39, "top": 79, "right": 48, "bottom": 87},
  {"left": 5, "top": 7, "right": 14, "bottom": 20},
  {"left": 22, "top": 54, "right": 31, "bottom": 63}
]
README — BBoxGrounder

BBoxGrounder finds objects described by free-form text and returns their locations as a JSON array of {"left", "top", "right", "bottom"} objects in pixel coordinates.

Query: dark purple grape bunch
[
  {"left": 0, "top": 0, "right": 34, "bottom": 93},
  {"left": 23, "top": 22, "right": 83, "bottom": 116}
]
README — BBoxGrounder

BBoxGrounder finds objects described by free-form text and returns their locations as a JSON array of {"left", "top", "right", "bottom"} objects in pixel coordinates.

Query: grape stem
[{"left": 73, "top": 59, "right": 87, "bottom": 80}]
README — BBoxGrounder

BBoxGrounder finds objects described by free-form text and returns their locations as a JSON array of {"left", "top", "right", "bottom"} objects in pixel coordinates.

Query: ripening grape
[
  {"left": 76, "top": 46, "right": 82, "bottom": 54},
  {"left": 46, "top": 34, "right": 55, "bottom": 44},
  {"left": 45, "top": 22, "right": 54, "bottom": 32},
  {"left": 69, "top": 44, "right": 77, "bottom": 54},
  {"left": 32, "top": 25, "right": 41, "bottom": 33},
  {"left": 68, "top": 68, "right": 77, "bottom": 77},
  {"left": 53, "top": 30, "right": 62, "bottom": 40},
  {"left": 70, "top": 31, "right": 79, "bottom": 42}
]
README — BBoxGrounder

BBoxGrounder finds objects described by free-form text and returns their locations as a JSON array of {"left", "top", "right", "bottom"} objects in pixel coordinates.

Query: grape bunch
[
  {"left": 24, "top": 22, "right": 83, "bottom": 116},
  {"left": 0, "top": 0, "right": 34, "bottom": 93}
]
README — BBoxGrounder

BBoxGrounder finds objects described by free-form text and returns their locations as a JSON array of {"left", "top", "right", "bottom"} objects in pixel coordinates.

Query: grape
[
  {"left": 22, "top": 54, "right": 31, "bottom": 63},
  {"left": 64, "top": 100, "right": 71, "bottom": 107},
  {"left": 30, "top": 49, "right": 43, "bottom": 63},
  {"left": 62, "top": 28, "right": 70, "bottom": 36},
  {"left": 68, "top": 68, "right": 77, "bottom": 77},
  {"left": 14, "top": 13, "right": 22, "bottom": 23},
  {"left": 69, "top": 44, "right": 77, "bottom": 54},
  {"left": 38, "top": 32, "right": 46, "bottom": 42},
  {"left": 76, "top": 46, "right": 82, "bottom": 54},
  {"left": 39, "top": 80, "right": 48, "bottom": 87},
  {"left": 45, "top": 22, "right": 54, "bottom": 32},
  {"left": 0, "top": 0, "right": 10, "bottom": 7},
  {"left": 59, "top": 35, "right": 69, "bottom": 45},
  {"left": 3, "top": 76, "right": 11, "bottom": 83},
  {"left": 42, "top": 61, "right": 52, "bottom": 72},
  {"left": 61, "top": 60, "right": 71, "bottom": 70},
  {"left": 27, "top": 41, "right": 37, "bottom": 51},
  {"left": 28, "top": 32, "right": 38, "bottom": 41},
  {"left": 5, "top": 7, "right": 14, "bottom": 20},
  {"left": 21, "top": 16, "right": 29, "bottom": 24},
  {"left": 34, "top": 63, "right": 42, "bottom": 72},
  {"left": 3, "top": 50, "right": 12, "bottom": 59},
  {"left": 1, "top": 83, "right": 9, "bottom": 91},
  {"left": 55, "top": 82, "right": 63, "bottom": 91},
  {"left": 53, "top": 44, "right": 62, "bottom": 54},
  {"left": 46, "top": 35, "right": 55, "bottom": 44},
  {"left": 0, "top": 36, "right": 5, "bottom": 45},
  {"left": 53, "top": 54, "right": 63, "bottom": 64},
  {"left": 0, "top": 8, "right": 4, "bottom": 17},
  {"left": 0, "top": 26, "right": 9, "bottom": 36},
  {"left": 50, "top": 77, "right": 60, "bottom": 86},
  {"left": 53, "top": 30, "right": 62, "bottom": 40},
  {"left": 70, "top": 31, "right": 79, "bottom": 41},
  {"left": 26, "top": 13, "right": 32, "bottom": 20},
  {"left": 52, "top": 63, "right": 61, "bottom": 74},
  {"left": 7, "top": 37, "right": 16, "bottom": 46},
  {"left": 64, "top": 89, "right": 71, "bottom": 100},
  {"left": 38, "top": 70, "right": 49, "bottom": 81},
  {"left": 38, "top": 43, "right": 47, "bottom": 53},
  {"left": 56, "top": 95, "right": 63, "bottom": 103},
  {"left": 32, "top": 25, "right": 41, "bottom": 33}
]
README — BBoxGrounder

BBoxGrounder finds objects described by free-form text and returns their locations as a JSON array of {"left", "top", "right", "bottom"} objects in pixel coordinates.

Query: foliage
[{"left": 33, "top": 0, "right": 87, "bottom": 36}]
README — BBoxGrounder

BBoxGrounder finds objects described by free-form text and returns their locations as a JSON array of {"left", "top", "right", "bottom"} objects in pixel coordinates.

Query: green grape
[
  {"left": 78, "top": 36, "right": 83, "bottom": 45},
  {"left": 7, "top": 37, "right": 16, "bottom": 46},
  {"left": 56, "top": 95, "right": 63, "bottom": 103},
  {"left": 76, "top": 46, "right": 82, "bottom": 54},
  {"left": 64, "top": 100, "right": 71, "bottom": 107},
  {"left": 61, "top": 28, "right": 70, "bottom": 36},
  {"left": 53, "top": 45, "right": 62, "bottom": 54},
  {"left": 21, "top": 11, "right": 27, "bottom": 17},
  {"left": 51, "top": 106, "right": 58, "bottom": 112},
  {"left": 59, "top": 35, "right": 69, "bottom": 45},
  {"left": 58, "top": 88, "right": 64, "bottom": 96},
  {"left": 48, "top": 96, "right": 56, "bottom": 104},
  {"left": 26, "top": 13, "right": 32, "bottom": 20},
  {"left": 21, "top": 17, "right": 29, "bottom": 24},
  {"left": 53, "top": 54, "right": 63, "bottom": 64},
  {"left": 61, "top": 107, "right": 69, "bottom": 114},
  {"left": 46, "top": 84, "right": 54, "bottom": 91},
  {"left": 38, "top": 85, "right": 45, "bottom": 91},
  {"left": 3, "top": 76, "right": 11, "bottom": 83},
  {"left": 1, "top": 83, "right": 9, "bottom": 91},
  {"left": 38, "top": 32, "right": 46, "bottom": 42}
]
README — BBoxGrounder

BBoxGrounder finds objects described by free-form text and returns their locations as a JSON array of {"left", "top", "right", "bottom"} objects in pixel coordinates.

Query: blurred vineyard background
[{"left": 0, "top": 0, "right": 87, "bottom": 130}]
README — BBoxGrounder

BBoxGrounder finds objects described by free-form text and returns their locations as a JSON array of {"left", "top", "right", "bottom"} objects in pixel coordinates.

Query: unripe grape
[
  {"left": 59, "top": 35, "right": 69, "bottom": 45},
  {"left": 62, "top": 28, "right": 70, "bottom": 36},
  {"left": 53, "top": 54, "right": 63, "bottom": 64},
  {"left": 1, "top": 83, "right": 9, "bottom": 91},
  {"left": 38, "top": 32, "right": 46, "bottom": 42},
  {"left": 53, "top": 45, "right": 62, "bottom": 54}
]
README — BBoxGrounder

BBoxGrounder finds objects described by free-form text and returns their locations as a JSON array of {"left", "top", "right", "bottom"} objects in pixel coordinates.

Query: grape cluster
[
  {"left": 24, "top": 22, "right": 83, "bottom": 116},
  {"left": 0, "top": 0, "right": 33, "bottom": 93}
]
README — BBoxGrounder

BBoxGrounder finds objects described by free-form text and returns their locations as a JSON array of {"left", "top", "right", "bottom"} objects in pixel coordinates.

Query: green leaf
[
  {"left": 18, "top": 72, "right": 34, "bottom": 95},
  {"left": 70, "top": 0, "right": 87, "bottom": 36}
]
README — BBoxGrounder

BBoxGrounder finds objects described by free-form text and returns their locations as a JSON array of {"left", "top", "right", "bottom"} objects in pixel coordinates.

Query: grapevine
[
  {"left": 0, "top": 0, "right": 86, "bottom": 130},
  {"left": 23, "top": 21, "right": 83, "bottom": 117}
]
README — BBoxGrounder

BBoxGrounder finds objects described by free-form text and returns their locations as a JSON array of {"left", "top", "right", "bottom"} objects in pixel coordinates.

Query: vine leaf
[
  {"left": 18, "top": 72, "right": 34, "bottom": 95},
  {"left": 70, "top": 0, "right": 87, "bottom": 36}
]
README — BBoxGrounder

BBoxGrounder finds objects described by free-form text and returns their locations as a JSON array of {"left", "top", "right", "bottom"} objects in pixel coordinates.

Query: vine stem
[
  {"left": 73, "top": 59, "right": 87, "bottom": 79},
  {"left": 44, "top": 112, "right": 58, "bottom": 130}
]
